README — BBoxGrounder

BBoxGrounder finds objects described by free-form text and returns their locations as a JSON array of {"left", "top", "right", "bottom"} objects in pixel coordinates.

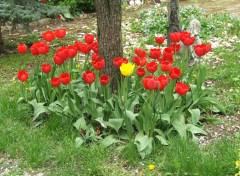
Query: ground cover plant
[
  {"left": 131, "top": 6, "right": 240, "bottom": 43},
  {"left": 0, "top": 2, "right": 240, "bottom": 176}
]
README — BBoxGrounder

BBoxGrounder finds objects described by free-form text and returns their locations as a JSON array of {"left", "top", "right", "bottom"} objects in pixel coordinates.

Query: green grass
[
  {"left": 203, "top": 42, "right": 240, "bottom": 113},
  {"left": 0, "top": 89, "right": 239, "bottom": 175}
]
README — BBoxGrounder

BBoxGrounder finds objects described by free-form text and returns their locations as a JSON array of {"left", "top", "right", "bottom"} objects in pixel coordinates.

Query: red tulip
[
  {"left": 155, "top": 36, "right": 165, "bottom": 45},
  {"left": 38, "top": 44, "right": 49, "bottom": 55},
  {"left": 161, "top": 62, "right": 172, "bottom": 72},
  {"left": 60, "top": 72, "right": 70, "bottom": 85},
  {"left": 42, "top": 31, "right": 55, "bottom": 42},
  {"left": 142, "top": 76, "right": 157, "bottom": 90},
  {"left": 17, "top": 70, "right": 28, "bottom": 82},
  {"left": 146, "top": 62, "right": 158, "bottom": 73},
  {"left": 180, "top": 31, "right": 191, "bottom": 42},
  {"left": 175, "top": 82, "right": 190, "bottom": 95},
  {"left": 156, "top": 74, "right": 169, "bottom": 90},
  {"left": 51, "top": 77, "right": 61, "bottom": 87},
  {"left": 55, "top": 28, "right": 66, "bottom": 39},
  {"left": 85, "top": 34, "right": 94, "bottom": 44},
  {"left": 91, "top": 41, "right": 99, "bottom": 53},
  {"left": 17, "top": 44, "right": 27, "bottom": 54},
  {"left": 67, "top": 46, "right": 78, "bottom": 58},
  {"left": 136, "top": 67, "right": 146, "bottom": 77},
  {"left": 92, "top": 58, "right": 105, "bottom": 70},
  {"left": 170, "top": 32, "right": 180, "bottom": 43},
  {"left": 163, "top": 48, "right": 174, "bottom": 59},
  {"left": 56, "top": 46, "right": 69, "bottom": 60},
  {"left": 113, "top": 57, "right": 128, "bottom": 67},
  {"left": 169, "top": 67, "right": 182, "bottom": 79},
  {"left": 132, "top": 56, "right": 146, "bottom": 67},
  {"left": 77, "top": 43, "right": 91, "bottom": 54},
  {"left": 170, "top": 43, "right": 181, "bottom": 52},
  {"left": 205, "top": 44, "right": 212, "bottom": 53},
  {"left": 82, "top": 70, "right": 95, "bottom": 84},
  {"left": 30, "top": 41, "right": 49, "bottom": 56},
  {"left": 92, "top": 53, "right": 100, "bottom": 61},
  {"left": 134, "top": 48, "right": 147, "bottom": 58},
  {"left": 56, "top": 14, "right": 62, "bottom": 20},
  {"left": 150, "top": 48, "right": 161, "bottom": 59},
  {"left": 146, "top": 61, "right": 158, "bottom": 73},
  {"left": 99, "top": 75, "right": 110, "bottom": 85},
  {"left": 53, "top": 55, "right": 64, "bottom": 65},
  {"left": 41, "top": 0, "right": 46, "bottom": 3},
  {"left": 194, "top": 44, "right": 206, "bottom": 57},
  {"left": 41, "top": 63, "right": 52, "bottom": 74},
  {"left": 182, "top": 36, "right": 195, "bottom": 46}
]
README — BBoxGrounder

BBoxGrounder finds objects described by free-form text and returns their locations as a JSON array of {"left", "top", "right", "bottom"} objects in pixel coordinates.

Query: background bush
[{"left": 49, "top": 0, "right": 95, "bottom": 15}]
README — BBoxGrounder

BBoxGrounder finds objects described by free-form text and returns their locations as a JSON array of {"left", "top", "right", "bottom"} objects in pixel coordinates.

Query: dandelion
[{"left": 148, "top": 164, "right": 155, "bottom": 170}]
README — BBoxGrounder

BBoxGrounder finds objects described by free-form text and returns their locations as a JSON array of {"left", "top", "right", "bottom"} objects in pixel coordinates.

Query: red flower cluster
[
  {"left": 30, "top": 41, "right": 49, "bottom": 56},
  {"left": 194, "top": 44, "right": 212, "bottom": 57},
  {"left": 142, "top": 75, "right": 169, "bottom": 91},
  {"left": 113, "top": 57, "right": 128, "bottom": 67},
  {"left": 50, "top": 72, "right": 71, "bottom": 87},
  {"left": 168, "top": 31, "right": 211, "bottom": 57},
  {"left": 42, "top": 28, "right": 67, "bottom": 42}
]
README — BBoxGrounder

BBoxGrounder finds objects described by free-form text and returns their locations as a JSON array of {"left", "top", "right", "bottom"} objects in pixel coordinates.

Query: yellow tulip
[{"left": 120, "top": 63, "right": 135, "bottom": 77}]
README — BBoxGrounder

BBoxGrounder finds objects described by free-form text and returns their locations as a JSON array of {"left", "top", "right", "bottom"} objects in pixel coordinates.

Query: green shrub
[{"left": 51, "top": 0, "right": 95, "bottom": 15}]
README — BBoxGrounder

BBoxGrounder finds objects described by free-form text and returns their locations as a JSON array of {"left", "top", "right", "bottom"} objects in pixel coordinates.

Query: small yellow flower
[
  {"left": 236, "top": 160, "right": 240, "bottom": 169},
  {"left": 120, "top": 63, "right": 135, "bottom": 77},
  {"left": 148, "top": 164, "right": 155, "bottom": 170},
  {"left": 235, "top": 171, "right": 240, "bottom": 176}
]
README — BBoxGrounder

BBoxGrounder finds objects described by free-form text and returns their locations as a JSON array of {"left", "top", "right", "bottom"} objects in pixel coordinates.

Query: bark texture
[
  {"left": 95, "top": 0, "right": 123, "bottom": 91},
  {"left": 167, "top": 0, "right": 181, "bottom": 46},
  {"left": 0, "top": 25, "right": 4, "bottom": 54}
]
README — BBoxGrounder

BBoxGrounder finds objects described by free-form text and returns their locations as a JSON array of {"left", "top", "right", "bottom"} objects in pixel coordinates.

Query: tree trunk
[
  {"left": 0, "top": 24, "right": 4, "bottom": 54},
  {"left": 95, "top": 0, "right": 123, "bottom": 91},
  {"left": 167, "top": 0, "right": 181, "bottom": 46}
]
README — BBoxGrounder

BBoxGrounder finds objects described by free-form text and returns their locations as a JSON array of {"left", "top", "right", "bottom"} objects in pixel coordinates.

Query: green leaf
[
  {"left": 161, "top": 114, "right": 170, "bottom": 124},
  {"left": 74, "top": 117, "right": 87, "bottom": 131},
  {"left": 172, "top": 119, "right": 186, "bottom": 139},
  {"left": 140, "top": 102, "right": 153, "bottom": 134},
  {"left": 189, "top": 109, "right": 200, "bottom": 125},
  {"left": 125, "top": 110, "right": 138, "bottom": 121},
  {"left": 75, "top": 137, "right": 84, "bottom": 148},
  {"left": 186, "top": 124, "right": 207, "bottom": 135},
  {"left": 101, "top": 135, "right": 119, "bottom": 148},
  {"left": 108, "top": 119, "right": 123, "bottom": 133},
  {"left": 204, "top": 117, "right": 224, "bottom": 125},
  {"left": 155, "top": 135, "right": 168, "bottom": 146},
  {"left": 95, "top": 117, "right": 108, "bottom": 128},
  {"left": 28, "top": 99, "right": 48, "bottom": 121},
  {"left": 63, "top": 12, "right": 74, "bottom": 19},
  {"left": 134, "top": 132, "right": 153, "bottom": 159},
  {"left": 199, "top": 97, "right": 226, "bottom": 114}
]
